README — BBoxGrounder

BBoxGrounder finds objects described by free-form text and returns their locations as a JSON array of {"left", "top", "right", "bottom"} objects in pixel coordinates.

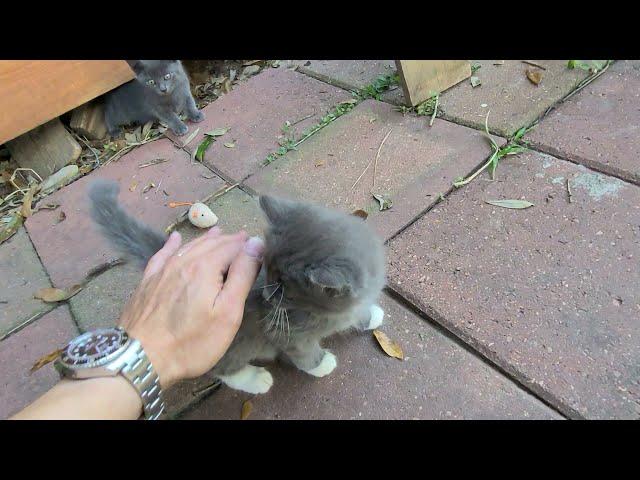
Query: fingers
[
  {"left": 143, "top": 231, "right": 182, "bottom": 279},
  {"left": 177, "top": 230, "right": 248, "bottom": 267},
  {"left": 173, "top": 226, "right": 221, "bottom": 258},
  {"left": 215, "top": 236, "right": 265, "bottom": 321}
]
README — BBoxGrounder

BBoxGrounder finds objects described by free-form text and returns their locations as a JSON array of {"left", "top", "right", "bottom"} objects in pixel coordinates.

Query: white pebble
[{"left": 188, "top": 203, "right": 218, "bottom": 228}]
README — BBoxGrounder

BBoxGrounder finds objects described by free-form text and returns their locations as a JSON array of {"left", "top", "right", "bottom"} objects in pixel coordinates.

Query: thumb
[{"left": 217, "top": 236, "right": 265, "bottom": 320}]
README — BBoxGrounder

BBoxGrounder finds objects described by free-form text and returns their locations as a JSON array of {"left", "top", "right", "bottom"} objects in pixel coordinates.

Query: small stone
[{"left": 40, "top": 165, "right": 79, "bottom": 193}]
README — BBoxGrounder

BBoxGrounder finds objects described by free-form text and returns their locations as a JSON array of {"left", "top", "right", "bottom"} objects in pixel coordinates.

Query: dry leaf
[
  {"left": 223, "top": 142, "right": 235, "bottom": 148},
  {"left": 30, "top": 348, "right": 64, "bottom": 374},
  {"left": 138, "top": 158, "right": 169, "bottom": 169},
  {"left": 485, "top": 199, "right": 534, "bottom": 209},
  {"left": 205, "top": 127, "right": 230, "bottom": 137},
  {"left": 20, "top": 185, "right": 38, "bottom": 218},
  {"left": 351, "top": 209, "right": 368, "bottom": 219},
  {"left": 222, "top": 78, "right": 232, "bottom": 94},
  {"left": 142, "top": 121, "right": 153, "bottom": 140},
  {"left": 0, "top": 214, "right": 23, "bottom": 244},
  {"left": 372, "top": 193, "right": 392, "bottom": 211},
  {"left": 314, "top": 160, "right": 325, "bottom": 167},
  {"left": 241, "top": 400, "right": 253, "bottom": 420},
  {"left": 470, "top": 76, "right": 481, "bottom": 87},
  {"left": 34, "top": 284, "right": 83, "bottom": 302},
  {"left": 129, "top": 181, "right": 138, "bottom": 192},
  {"left": 373, "top": 330, "right": 404, "bottom": 360},
  {"left": 526, "top": 69, "right": 543, "bottom": 86},
  {"left": 243, "top": 60, "right": 261, "bottom": 66},
  {"left": 142, "top": 183, "right": 156, "bottom": 194},
  {"left": 182, "top": 127, "right": 200, "bottom": 148},
  {"left": 242, "top": 65, "right": 261, "bottom": 77},
  {"left": 124, "top": 132, "right": 138, "bottom": 144},
  {"left": 56, "top": 211, "right": 66, "bottom": 224}
]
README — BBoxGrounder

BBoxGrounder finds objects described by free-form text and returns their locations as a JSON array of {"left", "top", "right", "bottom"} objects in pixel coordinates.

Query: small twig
[
  {"left": 138, "top": 158, "right": 169, "bottom": 169},
  {"left": 429, "top": 94, "right": 439, "bottom": 127},
  {"left": 168, "top": 201, "right": 193, "bottom": 208},
  {"left": 522, "top": 60, "right": 547, "bottom": 70},
  {"left": 182, "top": 128, "right": 200, "bottom": 148},
  {"left": 75, "top": 134, "right": 100, "bottom": 165},
  {"left": 85, "top": 258, "right": 125, "bottom": 282},
  {"left": 155, "top": 179, "right": 163, "bottom": 195},
  {"left": 372, "top": 128, "right": 393, "bottom": 189},
  {"left": 567, "top": 178, "right": 573, "bottom": 203},
  {"left": 290, "top": 111, "right": 316, "bottom": 126}
]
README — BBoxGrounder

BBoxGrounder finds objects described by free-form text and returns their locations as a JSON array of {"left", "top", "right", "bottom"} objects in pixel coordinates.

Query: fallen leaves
[
  {"left": 485, "top": 199, "right": 534, "bottom": 209},
  {"left": 129, "top": 181, "right": 138, "bottom": 192},
  {"left": 182, "top": 128, "right": 200, "bottom": 148},
  {"left": 0, "top": 214, "right": 23, "bottom": 244},
  {"left": 373, "top": 330, "right": 404, "bottom": 360},
  {"left": 241, "top": 400, "right": 253, "bottom": 420},
  {"left": 372, "top": 193, "right": 392, "bottom": 211},
  {"left": 351, "top": 209, "right": 368, "bottom": 219},
  {"left": 19, "top": 185, "right": 39, "bottom": 218},
  {"left": 223, "top": 142, "right": 235, "bottom": 149},
  {"left": 470, "top": 76, "right": 482, "bottom": 88},
  {"left": 56, "top": 211, "right": 66, "bottom": 224},
  {"left": 526, "top": 69, "right": 543, "bottom": 86},
  {"left": 195, "top": 136, "right": 214, "bottom": 162},
  {"left": 34, "top": 284, "right": 83, "bottom": 302},
  {"left": 30, "top": 348, "right": 64, "bottom": 374},
  {"left": 205, "top": 127, "right": 230, "bottom": 137}
]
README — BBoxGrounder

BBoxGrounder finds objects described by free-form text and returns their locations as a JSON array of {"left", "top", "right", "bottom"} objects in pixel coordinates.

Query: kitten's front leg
[
  {"left": 217, "top": 365, "right": 274, "bottom": 394},
  {"left": 185, "top": 95, "right": 205, "bottom": 123},
  {"left": 158, "top": 110, "right": 189, "bottom": 136},
  {"left": 284, "top": 340, "right": 337, "bottom": 378},
  {"left": 356, "top": 304, "right": 385, "bottom": 331}
]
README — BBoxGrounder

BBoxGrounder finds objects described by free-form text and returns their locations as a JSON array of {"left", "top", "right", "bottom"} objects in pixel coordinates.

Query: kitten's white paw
[
  {"left": 367, "top": 304, "right": 384, "bottom": 330},
  {"left": 219, "top": 365, "right": 273, "bottom": 394},
  {"left": 306, "top": 351, "right": 337, "bottom": 377}
]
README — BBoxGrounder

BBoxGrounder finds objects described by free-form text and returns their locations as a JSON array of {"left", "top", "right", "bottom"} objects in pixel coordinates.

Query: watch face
[{"left": 61, "top": 328, "right": 129, "bottom": 367}]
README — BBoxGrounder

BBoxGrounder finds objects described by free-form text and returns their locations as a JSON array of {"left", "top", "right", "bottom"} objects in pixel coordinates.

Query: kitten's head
[
  {"left": 258, "top": 196, "right": 385, "bottom": 314},
  {"left": 131, "top": 60, "right": 183, "bottom": 96}
]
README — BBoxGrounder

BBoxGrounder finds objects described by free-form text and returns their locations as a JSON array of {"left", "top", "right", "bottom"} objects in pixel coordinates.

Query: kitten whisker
[
  {"left": 265, "top": 283, "right": 281, "bottom": 302},
  {"left": 251, "top": 282, "right": 280, "bottom": 291}
]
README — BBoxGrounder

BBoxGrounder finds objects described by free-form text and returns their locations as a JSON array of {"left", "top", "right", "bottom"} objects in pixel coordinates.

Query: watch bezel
[{"left": 58, "top": 326, "right": 132, "bottom": 370}]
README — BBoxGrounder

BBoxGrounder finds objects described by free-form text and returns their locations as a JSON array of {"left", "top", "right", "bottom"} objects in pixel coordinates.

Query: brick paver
[
  {"left": 246, "top": 99, "right": 504, "bottom": 240},
  {"left": 387, "top": 151, "right": 640, "bottom": 419},
  {"left": 167, "top": 68, "right": 350, "bottom": 182},
  {"left": 0, "top": 228, "right": 53, "bottom": 337},
  {"left": 438, "top": 60, "right": 589, "bottom": 137},
  {"left": 0, "top": 305, "right": 78, "bottom": 419},
  {"left": 25, "top": 138, "right": 226, "bottom": 287},
  {"left": 291, "top": 60, "right": 404, "bottom": 105},
  {"left": 181, "top": 293, "right": 561, "bottom": 420},
  {"left": 526, "top": 60, "right": 640, "bottom": 185}
]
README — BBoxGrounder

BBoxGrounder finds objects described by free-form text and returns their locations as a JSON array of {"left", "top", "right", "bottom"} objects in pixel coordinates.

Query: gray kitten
[
  {"left": 104, "top": 60, "right": 204, "bottom": 137},
  {"left": 88, "top": 180, "right": 386, "bottom": 394}
]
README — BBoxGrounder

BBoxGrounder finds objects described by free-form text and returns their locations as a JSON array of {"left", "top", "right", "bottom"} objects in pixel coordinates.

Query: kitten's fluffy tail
[{"left": 88, "top": 179, "right": 166, "bottom": 269}]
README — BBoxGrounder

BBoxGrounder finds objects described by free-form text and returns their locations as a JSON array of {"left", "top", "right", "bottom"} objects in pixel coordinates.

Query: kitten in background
[
  {"left": 88, "top": 180, "right": 386, "bottom": 395},
  {"left": 104, "top": 60, "right": 204, "bottom": 137}
]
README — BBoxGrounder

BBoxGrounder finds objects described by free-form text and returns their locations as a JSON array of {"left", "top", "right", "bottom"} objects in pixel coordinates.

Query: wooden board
[
  {"left": 0, "top": 60, "right": 135, "bottom": 145},
  {"left": 395, "top": 61, "right": 471, "bottom": 106}
]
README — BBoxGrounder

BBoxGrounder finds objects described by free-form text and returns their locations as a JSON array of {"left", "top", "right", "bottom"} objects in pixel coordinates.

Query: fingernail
[
  {"left": 207, "top": 226, "right": 221, "bottom": 236},
  {"left": 244, "top": 236, "right": 265, "bottom": 260},
  {"left": 168, "top": 231, "right": 181, "bottom": 242}
]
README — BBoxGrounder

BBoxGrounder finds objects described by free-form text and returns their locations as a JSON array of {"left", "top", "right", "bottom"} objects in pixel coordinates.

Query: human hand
[{"left": 118, "top": 228, "right": 264, "bottom": 389}]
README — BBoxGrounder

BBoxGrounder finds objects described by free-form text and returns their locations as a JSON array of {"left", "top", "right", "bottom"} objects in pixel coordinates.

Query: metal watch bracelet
[{"left": 115, "top": 339, "right": 166, "bottom": 420}]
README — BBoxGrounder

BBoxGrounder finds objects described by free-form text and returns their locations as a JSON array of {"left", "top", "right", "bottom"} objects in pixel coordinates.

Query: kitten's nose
[{"left": 160, "top": 85, "right": 167, "bottom": 92}]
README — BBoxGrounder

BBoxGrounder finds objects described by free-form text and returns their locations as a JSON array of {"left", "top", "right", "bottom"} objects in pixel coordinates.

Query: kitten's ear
[
  {"left": 129, "top": 60, "right": 145, "bottom": 75},
  {"left": 305, "top": 265, "right": 353, "bottom": 298},
  {"left": 259, "top": 195, "right": 292, "bottom": 224}
]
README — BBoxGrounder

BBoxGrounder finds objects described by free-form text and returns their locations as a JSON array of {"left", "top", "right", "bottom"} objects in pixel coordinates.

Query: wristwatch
[{"left": 54, "top": 326, "right": 166, "bottom": 420}]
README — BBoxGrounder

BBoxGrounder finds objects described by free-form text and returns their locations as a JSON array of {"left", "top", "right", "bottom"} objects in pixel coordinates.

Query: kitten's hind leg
[
  {"left": 284, "top": 340, "right": 337, "bottom": 378},
  {"left": 356, "top": 304, "right": 385, "bottom": 331},
  {"left": 217, "top": 365, "right": 274, "bottom": 394},
  {"left": 185, "top": 95, "right": 205, "bottom": 123}
]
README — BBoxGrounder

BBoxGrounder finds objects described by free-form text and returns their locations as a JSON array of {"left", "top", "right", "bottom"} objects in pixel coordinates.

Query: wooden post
[
  {"left": 395, "top": 61, "right": 471, "bottom": 106},
  {"left": 70, "top": 101, "right": 108, "bottom": 140}
]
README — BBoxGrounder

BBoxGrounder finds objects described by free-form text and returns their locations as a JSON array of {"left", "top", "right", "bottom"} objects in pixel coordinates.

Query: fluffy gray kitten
[
  {"left": 88, "top": 180, "right": 386, "bottom": 394},
  {"left": 104, "top": 60, "right": 204, "bottom": 137}
]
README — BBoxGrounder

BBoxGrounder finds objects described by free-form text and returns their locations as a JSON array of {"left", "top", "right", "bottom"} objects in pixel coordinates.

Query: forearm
[{"left": 10, "top": 377, "right": 143, "bottom": 420}]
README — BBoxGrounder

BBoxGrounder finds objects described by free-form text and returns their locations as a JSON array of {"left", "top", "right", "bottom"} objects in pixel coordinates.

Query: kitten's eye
[
  {"left": 147, "top": 79, "right": 155, "bottom": 85},
  {"left": 164, "top": 73, "right": 171, "bottom": 80}
]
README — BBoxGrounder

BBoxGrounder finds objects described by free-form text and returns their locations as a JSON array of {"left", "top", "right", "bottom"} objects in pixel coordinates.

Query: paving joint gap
[{"left": 384, "top": 285, "right": 577, "bottom": 419}]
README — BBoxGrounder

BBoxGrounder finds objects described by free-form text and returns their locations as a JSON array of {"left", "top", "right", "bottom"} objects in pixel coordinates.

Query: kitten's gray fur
[
  {"left": 104, "top": 60, "right": 204, "bottom": 137},
  {"left": 88, "top": 179, "right": 386, "bottom": 392}
]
